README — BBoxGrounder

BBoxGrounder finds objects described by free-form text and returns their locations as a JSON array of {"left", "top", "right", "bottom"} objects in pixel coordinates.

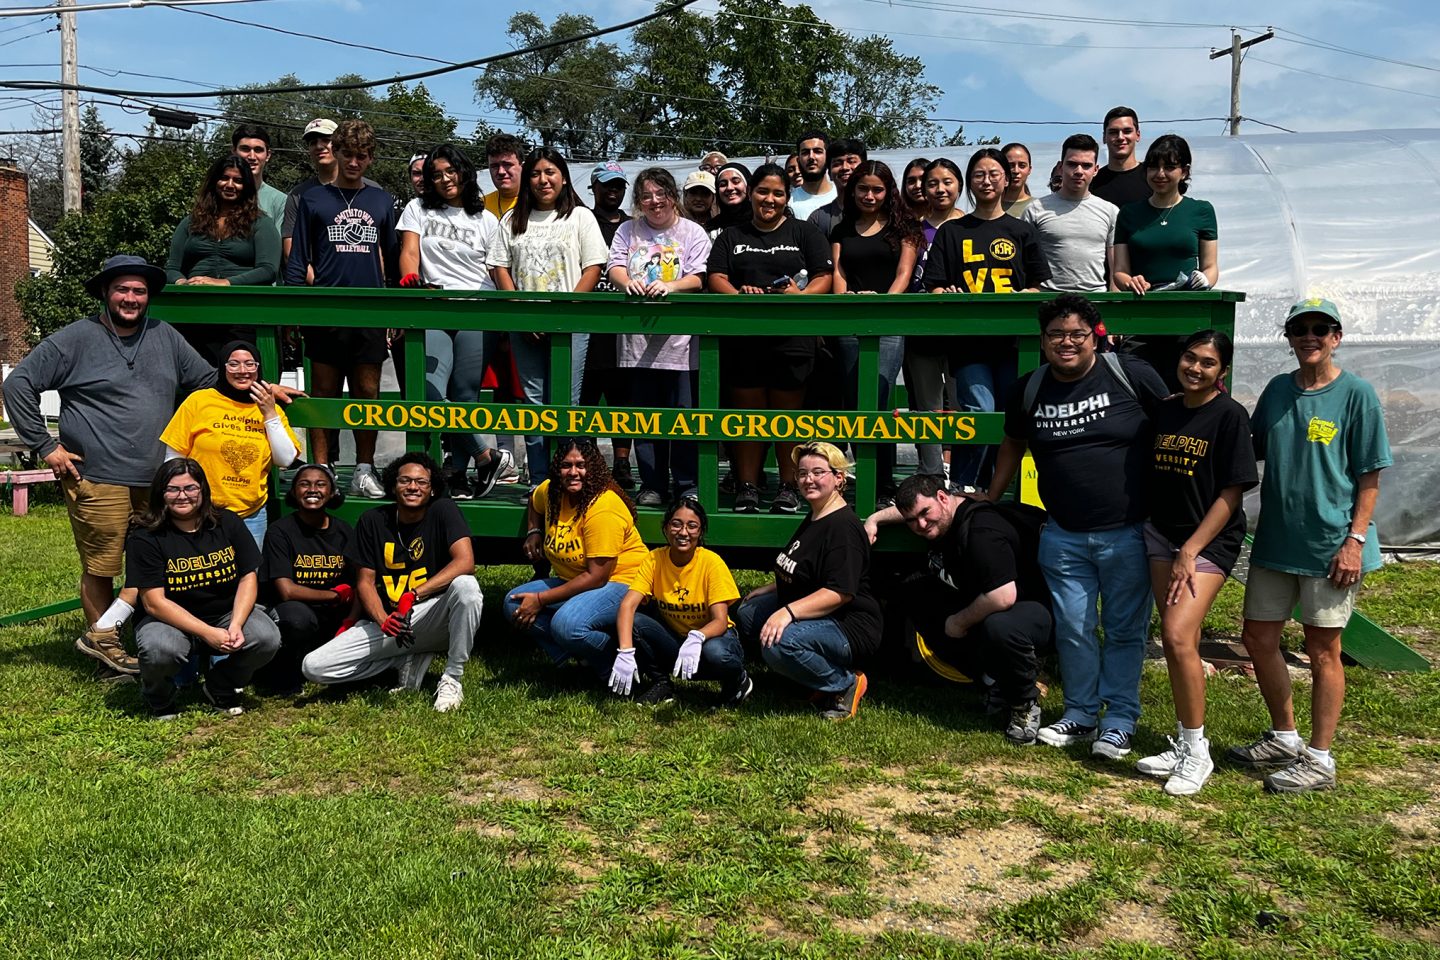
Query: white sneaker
[
  {"left": 433, "top": 674, "right": 463, "bottom": 712},
  {"left": 1164, "top": 738, "right": 1214, "bottom": 796},
  {"left": 350, "top": 464, "right": 385, "bottom": 500},
  {"left": 391, "top": 652, "right": 434, "bottom": 692},
  {"left": 1137, "top": 728, "right": 1184, "bottom": 778}
]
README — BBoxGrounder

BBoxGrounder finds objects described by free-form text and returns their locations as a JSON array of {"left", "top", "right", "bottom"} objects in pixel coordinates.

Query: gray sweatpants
[
  {"left": 301, "top": 574, "right": 483, "bottom": 683},
  {"left": 136, "top": 609, "right": 281, "bottom": 708}
]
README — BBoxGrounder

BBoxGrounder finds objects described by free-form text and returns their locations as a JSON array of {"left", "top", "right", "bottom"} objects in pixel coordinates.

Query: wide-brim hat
[{"left": 84, "top": 254, "right": 167, "bottom": 300}]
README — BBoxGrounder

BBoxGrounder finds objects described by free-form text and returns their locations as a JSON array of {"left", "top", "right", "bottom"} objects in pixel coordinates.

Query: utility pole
[
  {"left": 60, "top": 0, "right": 81, "bottom": 213},
  {"left": 1210, "top": 29, "right": 1274, "bottom": 137}
]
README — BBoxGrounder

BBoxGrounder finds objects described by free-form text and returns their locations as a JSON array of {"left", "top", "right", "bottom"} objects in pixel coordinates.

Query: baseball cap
[
  {"left": 683, "top": 170, "right": 716, "bottom": 194},
  {"left": 590, "top": 160, "right": 626, "bottom": 183},
  {"left": 303, "top": 118, "right": 338, "bottom": 139},
  {"left": 1286, "top": 297, "right": 1343, "bottom": 330}
]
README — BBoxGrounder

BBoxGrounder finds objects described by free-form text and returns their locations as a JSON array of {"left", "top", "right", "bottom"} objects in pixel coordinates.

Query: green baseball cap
[{"left": 1286, "top": 296, "right": 1343, "bottom": 329}]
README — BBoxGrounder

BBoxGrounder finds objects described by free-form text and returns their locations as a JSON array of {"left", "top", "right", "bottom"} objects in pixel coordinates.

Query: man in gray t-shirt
[{"left": 1021, "top": 134, "right": 1118, "bottom": 293}]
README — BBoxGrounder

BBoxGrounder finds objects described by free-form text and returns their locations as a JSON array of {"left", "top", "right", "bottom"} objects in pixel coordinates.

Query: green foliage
[{"left": 78, "top": 104, "right": 116, "bottom": 206}]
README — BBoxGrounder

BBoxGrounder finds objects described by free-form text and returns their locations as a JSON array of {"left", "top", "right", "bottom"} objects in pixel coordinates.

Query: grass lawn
[{"left": 2, "top": 504, "right": 1439, "bottom": 959}]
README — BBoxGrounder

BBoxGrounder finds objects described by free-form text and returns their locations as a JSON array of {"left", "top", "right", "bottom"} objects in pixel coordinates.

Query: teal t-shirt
[
  {"left": 1250, "top": 369, "right": 1392, "bottom": 577},
  {"left": 1114, "top": 196, "right": 1217, "bottom": 284}
]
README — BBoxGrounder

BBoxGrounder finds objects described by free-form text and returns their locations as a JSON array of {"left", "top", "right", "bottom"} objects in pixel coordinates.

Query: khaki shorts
[
  {"left": 61, "top": 475, "right": 150, "bottom": 578},
  {"left": 1242, "top": 564, "right": 1360, "bottom": 629}
]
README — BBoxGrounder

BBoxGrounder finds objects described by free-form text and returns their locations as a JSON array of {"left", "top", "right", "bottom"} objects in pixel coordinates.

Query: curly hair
[
  {"left": 332, "top": 119, "right": 377, "bottom": 159},
  {"left": 190, "top": 155, "right": 261, "bottom": 242},
  {"left": 138, "top": 458, "right": 222, "bottom": 533},
  {"left": 1036, "top": 292, "right": 1103, "bottom": 332},
  {"left": 545, "top": 438, "right": 636, "bottom": 528},
  {"left": 381, "top": 451, "right": 447, "bottom": 500},
  {"left": 839, "top": 160, "right": 924, "bottom": 255}
]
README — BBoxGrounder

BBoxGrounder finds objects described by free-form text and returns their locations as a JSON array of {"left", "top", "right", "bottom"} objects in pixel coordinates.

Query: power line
[
  {"left": 0, "top": 0, "right": 281, "bottom": 18},
  {"left": 1249, "top": 56, "right": 1440, "bottom": 103},
  {"left": 1273, "top": 29, "right": 1440, "bottom": 75},
  {"left": 857, "top": 0, "right": 1268, "bottom": 32},
  {"left": 0, "top": 24, "right": 55, "bottom": 47},
  {"left": 169, "top": 6, "right": 454, "bottom": 65}
]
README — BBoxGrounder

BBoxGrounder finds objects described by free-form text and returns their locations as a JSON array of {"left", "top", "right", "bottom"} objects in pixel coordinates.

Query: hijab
[
  {"left": 216, "top": 339, "right": 260, "bottom": 404},
  {"left": 708, "top": 162, "right": 753, "bottom": 232}
]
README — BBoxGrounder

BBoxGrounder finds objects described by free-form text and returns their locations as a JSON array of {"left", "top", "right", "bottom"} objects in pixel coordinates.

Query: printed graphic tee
[
  {"left": 160, "top": 388, "right": 301, "bottom": 519},
  {"left": 630, "top": 546, "right": 741, "bottom": 636},
  {"left": 397, "top": 199, "right": 500, "bottom": 290},
  {"left": 126, "top": 508, "right": 259, "bottom": 625},
  {"left": 285, "top": 182, "right": 398, "bottom": 287},
  {"left": 530, "top": 480, "right": 648, "bottom": 586},
  {"left": 352, "top": 498, "right": 472, "bottom": 613},
  {"left": 261, "top": 512, "right": 356, "bottom": 592},
  {"left": 772, "top": 508, "right": 883, "bottom": 658},
  {"left": 487, "top": 207, "right": 609, "bottom": 292},
  {"left": 609, "top": 216, "right": 712, "bottom": 370}
]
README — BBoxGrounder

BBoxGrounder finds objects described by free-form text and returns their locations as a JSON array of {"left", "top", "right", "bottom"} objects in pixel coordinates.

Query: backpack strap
[
  {"left": 1099, "top": 351, "right": 1137, "bottom": 402},
  {"left": 1021, "top": 364, "right": 1050, "bottom": 414}
]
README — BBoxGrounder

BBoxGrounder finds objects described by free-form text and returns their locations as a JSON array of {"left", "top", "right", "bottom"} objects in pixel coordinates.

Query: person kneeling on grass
[
  {"left": 864, "top": 474, "right": 1053, "bottom": 745},
  {"left": 610, "top": 497, "right": 752, "bottom": 706},
  {"left": 737, "top": 442, "right": 882, "bottom": 721},
  {"left": 127, "top": 458, "right": 280, "bottom": 719},
  {"left": 251, "top": 464, "right": 358, "bottom": 696},
  {"left": 504, "top": 438, "right": 649, "bottom": 684},
  {"left": 302, "top": 453, "right": 481, "bottom": 713}
]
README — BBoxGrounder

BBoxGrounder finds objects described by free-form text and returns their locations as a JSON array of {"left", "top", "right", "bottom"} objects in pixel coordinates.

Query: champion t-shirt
[
  {"left": 706, "top": 218, "right": 832, "bottom": 290},
  {"left": 159, "top": 388, "right": 301, "bottom": 519},
  {"left": 1003, "top": 354, "right": 1170, "bottom": 531},
  {"left": 261, "top": 511, "right": 355, "bottom": 592},
  {"left": 773, "top": 508, "right": 883, "bottom": 658},
  {"left": 1148, "top": 394, "right": 1259, "bottom": 574},
  {"left": 126, "top": 508, "right": 260, "bottom": 625},
  {"left": 630, "top": 546, "right": 741, "bottom": 636},
  {"left": 530, "top": 480, "right": 648, "bottom": 586},
  {"left": 396, "top": 199, "right": 500, "bottom": 290},
  {"left": 351, "top": 498, "right": 472, "bottom": 613}
]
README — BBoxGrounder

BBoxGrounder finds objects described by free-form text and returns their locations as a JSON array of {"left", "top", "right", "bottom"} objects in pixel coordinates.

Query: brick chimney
[{"left": 0, "top": 158, "right": 30, "bottom": 365}]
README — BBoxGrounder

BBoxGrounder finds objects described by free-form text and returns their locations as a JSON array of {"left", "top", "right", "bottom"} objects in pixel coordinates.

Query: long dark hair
[
  {"left": 839, "top": 160, "right": 924, "bottom": 254},
  {"left": 139, "top": 458, "right": 221, "bottom": 533},
  {"left": 545, "top": 438, "right": 636, "bottom": 528},
  {"left": 748, "top": 163, "right": 792, "bottom": 222},
  {"left": 1181, "top": 328, "right": 1233, "bottom": 370},
  {"left": 1144, "top": 134, "right": 1193, "bottom": 195},
  {"left": 510, "top": 147, "right": 584, "bottom": 235},
  {"left": 190, "top": 154, "right": 260, "bottom": 242},
  {"left": 420, "top": 143, "right": 485, "bottom": 215},
  {"left": 964, "top": 147, "right": 1008, "bottom": 206}
]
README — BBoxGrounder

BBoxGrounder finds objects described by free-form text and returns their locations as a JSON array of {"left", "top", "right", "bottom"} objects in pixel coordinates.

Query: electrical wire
[
  {"left": 1273, "top": 29, "right": 1440, "bottom": 75},
  {"left": 857, "top": 0, "right": 1268, "bottom": 32},
  {"left": 0, "top": 24, "right": 54, "bottom": 47},
  {"left": 1249, "top": 56, "right": 1440, "bottom": 103},
  {"left": 0, "top": 0, "right": 282, "bottom": 19},
  {"left": 169, "top": 6, "right": 454, "bottom": 65}
]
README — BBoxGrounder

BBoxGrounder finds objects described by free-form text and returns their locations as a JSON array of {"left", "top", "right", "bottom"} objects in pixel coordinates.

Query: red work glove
[
  {"left": 381, "top": 591, "right": 417, "bottom": 647},
  {"left": 332, "top": 616, "right": 358, "bottom": 638},
  {"left": 399, "top": 273, "right": 423, "bottom": 288},
  {"left": 330, "top": 583, "right": 353, "bottom": 604}
]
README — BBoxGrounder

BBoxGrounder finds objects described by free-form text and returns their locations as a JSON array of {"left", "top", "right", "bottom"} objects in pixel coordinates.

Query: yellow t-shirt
[
  {"left": 484, "top": 192, "right": 517, "bottom": 220},
  {"left": 159, "top": 388, "right": 300, "bottom": 518},
  {"left": 530, "top": 479, "right": 648, "bottom": 586},
  {"left": 630, "top": 546, "right": 740, "bottom": 636}
]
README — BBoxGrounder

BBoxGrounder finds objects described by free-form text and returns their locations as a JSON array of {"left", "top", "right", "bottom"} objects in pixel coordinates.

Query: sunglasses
[{"left": 1285, "top": 321, "right": 1339, "bottom": 338}]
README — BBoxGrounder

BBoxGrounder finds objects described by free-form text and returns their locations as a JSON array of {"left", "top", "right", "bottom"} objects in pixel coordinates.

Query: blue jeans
[
  {"left": 508, "top": 333, "right": 551, "bottom": 481},
  {"left": 631, "top": 610, "right": 745, "bottom": 687},
  {"left": 242, "top": 509, "right": 267, "bottom": 549},
  {"left": 835, "top": 334, "right": 903, "bottom": 488},
  {"left": 503, "top": 578, "right": 630, "bottom": 675},
  {"left": 948, "top": 354, "right": 1016, "bottom": 490},
  {"left": 739, "top": 591, "right": 854, "bottom": 695},
  {"left": 426, "top": 328, "right": 498, "bottom": 462},
  {"left": 629, "top": 368, "right": 697, "bottom": 496},
  {"left": 1037, "top": 521, "right": 1153, "bottom": 733}
]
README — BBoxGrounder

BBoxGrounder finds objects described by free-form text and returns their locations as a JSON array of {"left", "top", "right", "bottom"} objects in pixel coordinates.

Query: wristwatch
[{"left": 1345, "top": 531, "right": 1366, "bottom": 545}]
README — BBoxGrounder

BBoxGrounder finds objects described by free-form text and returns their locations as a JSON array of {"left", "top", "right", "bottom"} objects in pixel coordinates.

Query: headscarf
[
  {"left": 216, "top": 339, "right": 260, "bottom": 404},
  {"left": 708, "top": 162, "right": 753, "bottom": 232}
]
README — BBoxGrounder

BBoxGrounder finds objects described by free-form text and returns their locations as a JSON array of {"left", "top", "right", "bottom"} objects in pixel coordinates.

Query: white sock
[
  {"left": 354, "top": 463, "right": 374, "bottom": 474},
  {"left": 1181, "top": 725, "right": 1206, "bottom": 745},
  {"left": 1272, "top": 729, "right": 1304, "bottom": 749},
  {"left": 1306, "top": 746, "right": 1334, "bottom": 768},
  {"left": 94, "top": 599, "right": 134, "bottom": 631}
]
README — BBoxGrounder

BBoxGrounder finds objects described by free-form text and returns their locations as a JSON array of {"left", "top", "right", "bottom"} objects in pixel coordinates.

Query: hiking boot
[
  {"left": 1037, "top": 718, "right": 1097, "bottom": 747},
  {"left": 391, "top": 652, "right": 435, "bottom": 692},
  {"left": 734, "top": 483, "right": 761, "bottom": 514},
  {"left": 611, "top": 457, "right": 636, "bottom": 490},
  {"left": 433, "top": 674, "right": 464, "bottom": 713},
  {"left": 1137, "top": 730, "right": 1184, "bottom": 778},
  {"left": 1263, "top": 752, "right": 1337, "bottom": 794},
  {"left": 1227, "top": 731, "right": 1305, "bottom": 770},
  {"left": 770, "top": 483, "right": 802, "bottom": 514},
  {"left": 75, "top": 625, "right": 139, "bottom": 675},
  {"left": 202, "top": 681, "right": 244, "bottom": 717},
  {"left": 635, "top": 488, "right": 664, "bottom": 507},
  {"left": 820, "top": 672, "right": 867, "bottom": 721},
  {"left": 472, "top": 448, "right": 513, "bottom": 499},
  {"left": 1005, "top": 699, "right": 1042, "bottom": 745},
  {"left": 350, "top": 464, "right": 385, "bottom": 500},
  {"left": 637, "top": 678, "right": 676, "bottom": 705},
  {"left": 1164, "top": 738, "right": 1215, "bottom": 796},
  {"left": 1091, "top": 728, "right": 1133, "bottom": 760},
  {"left": 717, "top": 672, "right": 754, "bottom": 709}
]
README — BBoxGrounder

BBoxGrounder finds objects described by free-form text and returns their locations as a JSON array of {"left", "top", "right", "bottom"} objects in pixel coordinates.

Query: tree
[
  {"left": 79, "top": 103, "right": 117, "bottom": 207},
  {"left": 943, "top": 126, "right": 1001, "bottom": 147}
]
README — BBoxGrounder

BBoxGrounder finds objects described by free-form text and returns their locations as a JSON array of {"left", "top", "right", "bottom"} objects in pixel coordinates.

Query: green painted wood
[
  {"left": 0, "top": 596, "right": 83, "bottom": 627},
  {"left": 1339, "top": 608, "right": 1431, "bottom": 672}
]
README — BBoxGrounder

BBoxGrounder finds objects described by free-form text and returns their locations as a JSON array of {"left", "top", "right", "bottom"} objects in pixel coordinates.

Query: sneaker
[
  {"left": 444, "top": 465, "right": 472, "bottom": 501},
  {"left": 1137, "top": 733, "right": 1185, "bottom": 779},
  {"left": 770, "top": 483, "right": 802, "bottom": 514},
  {"left": 148, "top": 700, "right": 180, "bottom": 721},
  {"left": 637, "top": 678, "right": 676, "bottom": 705},
  {"left": 981, "top": 676, "right": 1006, "bottom": 717},
  {"left": 1263, "top": 752, "right": 1336, "bottom": 794},
  {"left": 1037, "top": 718, "right": 1098, "bottom": 747},
  {"left": 472, "top": 448, "right": 513, "bottom": 499},
  {"left": 612, "top": 457, "right": 636, "bottom": 490},
  {"left": 1005, "top": 699, "right": 1042, "bottom": 745},
  {"left": 1091, "top": 728, "right": 1133, "bottom": 759},
  {"left": 719, "top": 470, "right": 737, "bottom": 494},
  {"left": 391, "top": 652, "right": 435, "bottom": 692},
  {"left": 1227, "top": 731, "right": 1305, "bottom": 770},
  {"left": 496, "top": 455, "right": 522, "bottom": 485},
  {"left": 1164, "top": 738, "right": 1214, "bottom": 796},
  {"left": 717, "top": 672, "right": 754, "bottom": 709},
  {"left": 350, "top": 464, "right": 385, "bottom": 500},
  {"left": 433, "top": 674, "right": 464, "bottom": 712},
  {"left": 635, "top": 488, "right": 664, "bottom": 507},
  {"left": 75, "top": 625, "right": 139, "bottom": 675},
  {"left": 202, "top": 681, "right": 244, "bottom": 717},
  {"left": 734, "top": 483, "right": 761, "bottom": 514},
  {"left": 820, "top": 672, "right": 867, "bottom": 721}
]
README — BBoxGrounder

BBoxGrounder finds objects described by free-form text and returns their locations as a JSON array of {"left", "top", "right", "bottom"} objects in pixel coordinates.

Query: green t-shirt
[
  {"left": 1114, "top": 196, "right": 1217, "bottom": 284},
  {"left": 258, "top": 182, "right": 286, "bottom": 241},
  {"left": 1250, "top": 369, "right": 1392, "bottom": 577}
]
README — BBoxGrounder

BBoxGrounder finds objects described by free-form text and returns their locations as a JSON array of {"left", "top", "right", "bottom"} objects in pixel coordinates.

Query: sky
[{"left": 1, "top": 0, "right": 1437, "bottom": 161}]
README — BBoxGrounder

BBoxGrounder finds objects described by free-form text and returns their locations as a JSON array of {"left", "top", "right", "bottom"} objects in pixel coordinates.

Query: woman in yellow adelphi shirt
[
  {"left": 505, "top": 438, "right": 648, "bottom": 683},
  {"left": 159, "top": 341, "right": 300, "bottom": 547}
]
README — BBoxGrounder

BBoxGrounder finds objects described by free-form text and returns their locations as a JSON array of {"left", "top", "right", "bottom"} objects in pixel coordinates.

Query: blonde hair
[{"left": 791, "top": 441, "right": 852, "bottom": 488}]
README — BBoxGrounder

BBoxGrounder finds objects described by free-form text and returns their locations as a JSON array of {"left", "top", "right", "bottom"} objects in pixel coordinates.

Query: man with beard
[{"left": 787, "top": 130, "right": 833, "bottom": 221}]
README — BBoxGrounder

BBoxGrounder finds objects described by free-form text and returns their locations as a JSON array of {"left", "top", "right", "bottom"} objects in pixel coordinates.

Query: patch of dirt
[
  {"left": 1074, "top": 900, "right": 1183, "bottom": 948},
  {"left": 451, "top": 773, "right": 547, "bottom": 805}
]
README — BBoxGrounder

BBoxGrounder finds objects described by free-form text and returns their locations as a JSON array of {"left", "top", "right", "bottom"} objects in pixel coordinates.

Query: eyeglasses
[
  {"left": 429, "top": 169, "right": 459, "bottom": 182},
  {"left": 971, "top": 171, "right": 1007, "bottom": 183},
  {"left": 1044, "top": 330, "right": 1093, "bottom": 344},
  {"left": 639, "top": 192, "right": 670, "bottom": 203},
  {"left": 797, "top": 467, "right": 837, "bottom": 480},
  {"left": 164, "top": 484, "right": 201, "bottom": 497},
  {"left": 224, "top": 360, "right": 259, "bottom": 371},
  {"left": 396, "top": 477, "right": 432, "bottom": 488},
  {"left": 666, "top": 519, "right": 703, "bottom": 532},
  {"left": 1285, "top": 321, "right": 1338, "bottom": 338}
]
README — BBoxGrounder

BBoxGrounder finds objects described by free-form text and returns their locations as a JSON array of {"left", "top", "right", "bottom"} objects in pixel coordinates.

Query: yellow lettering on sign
[
  {"left": 720, "top": 414, "right": 743, "bottom": 438},
  {"left": 567, "top": 409, "right": 587, "bottom": 433},
  {"left": 954, "top": 415, "right": 978, "bottom": 441},
  {"left": 363, "top": 404, "right": 385, "bottom": 427},
  {"left": 668, "top": 413, "right": 693, "bottom": 436},
  {"left": 342, "top": 403, "right": 363, "bottom": 426},
  {"left": 692, "top": 413, "right": 714, "bottom": 435}
]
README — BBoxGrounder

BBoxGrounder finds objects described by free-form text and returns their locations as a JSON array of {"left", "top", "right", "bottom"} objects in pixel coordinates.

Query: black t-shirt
[
  {"left": 593, "top": 214, "right": 625, "bottom": 295},
  {"left": 125, "top": 508, "right": 260, "bottom": 626},
  {"left": 1003, "top": 354, "right": 1170, "bottom": 531},
  {"left": 707, "top": 218, "right": 833, "bottom": 290},
  {"left": 935, "top": 504, "right": 1048, "bottom": 609},
  {"left": 831, "top": 222, "right": 901, "bottom": 293},
  {"left": 1091, "top": 166, "right": 1150, "bottom": 209},
  {"left": 773, "top": 508, "right": 883, "bottom": 658},
  {"left": 1149, "top": 394, "right": 1259, "bottom": 574},
  {"left": 922, "top": 214, "right": 1051, "bottom": 293},
  {"left": 351, "top": 498, "right": 472, "bottom": 613},
  {"left": 261, "top": 512, "right": 356, "bottom": 598}
]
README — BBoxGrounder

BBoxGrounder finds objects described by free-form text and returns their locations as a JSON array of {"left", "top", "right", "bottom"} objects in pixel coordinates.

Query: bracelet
[
  {"left": 525, "top": 528, "right": 543, "bottom": 538},
  {"left": 785, "top": 604, "right": 798, "bottom": 621}
]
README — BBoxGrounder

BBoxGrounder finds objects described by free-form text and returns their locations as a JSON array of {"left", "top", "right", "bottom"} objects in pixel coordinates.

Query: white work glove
[
  {"left": 608, "top": 648, "right": 637, "bottom": 696},
  {"left": 673, "top": 630, "right": 705, "bottom": 680}
]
